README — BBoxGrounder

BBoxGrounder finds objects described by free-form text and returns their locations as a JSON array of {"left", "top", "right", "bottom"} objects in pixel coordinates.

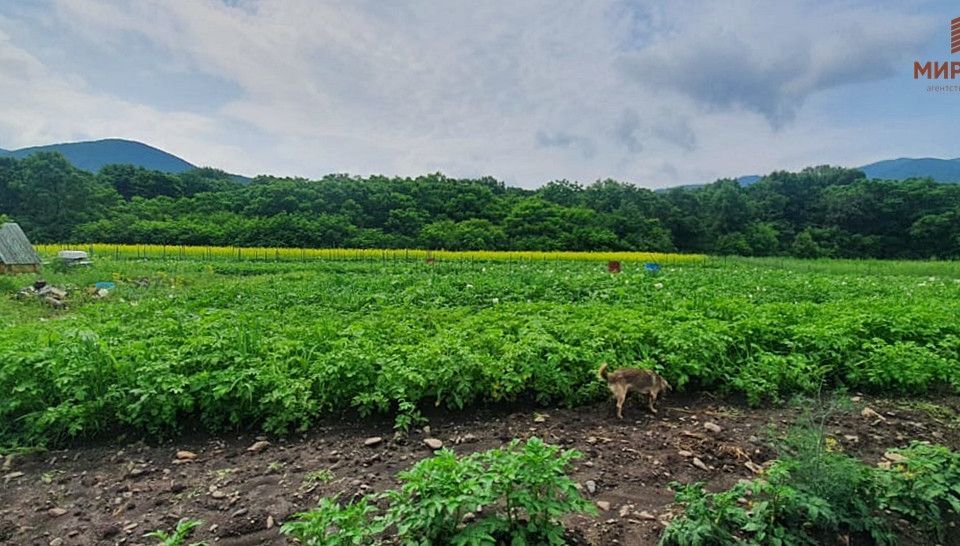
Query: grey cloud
[
  {"left": 0, "top": 1, "right": 948, "bottom": 189},
  {"left": 535, "top": 130, "right": 597, "bottom": 159},
  {"left": 617, "top": 3, "right": 932, "bottom": 127},
  {"left": 619, "top": 34, "right": 799, "bottom": 125},
  {"left": 652, "top": 111, "right": 696, "bottom": 151},
  {"left": 612, "top": 108, "right": 695, "bottom": 153},
  {"left": 614, "top": 108, "right": 643, "bottom": 153}
]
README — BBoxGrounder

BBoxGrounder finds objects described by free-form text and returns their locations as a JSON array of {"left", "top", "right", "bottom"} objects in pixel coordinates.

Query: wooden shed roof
[{"left": 0, "top": 223, "right": 41, "bottom": 265}]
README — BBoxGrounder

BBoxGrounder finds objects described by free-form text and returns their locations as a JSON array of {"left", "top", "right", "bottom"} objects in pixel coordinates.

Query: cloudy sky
[{"left": 0, "top": 1, "right": 957, "bottom": 188}]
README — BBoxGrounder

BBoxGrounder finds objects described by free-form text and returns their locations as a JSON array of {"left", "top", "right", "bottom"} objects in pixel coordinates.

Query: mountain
[
  {"left": 4, "top": 139, "right": 960, "bottom": 187},
  {"left": 0, "top": 138, "right": 196, "bottom": 174},
  {"left": 858, "top": 157, "right": 960, "bottom": 183},
  {"left": 662, "top": 158, "right": 960, "bottom": 192},
  {"left": 657, "top": 174, "right": 761, "bottom": 193}
]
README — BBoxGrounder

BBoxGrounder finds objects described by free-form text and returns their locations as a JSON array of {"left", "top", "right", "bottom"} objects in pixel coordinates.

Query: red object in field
[{"left": 607, "top": 261, "right": 621, "bottom": 273}]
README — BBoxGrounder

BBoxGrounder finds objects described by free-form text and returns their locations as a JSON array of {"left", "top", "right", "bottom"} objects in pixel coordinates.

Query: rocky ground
[{"left": 2, "top": 394, "right": 958, "bottom": 546}]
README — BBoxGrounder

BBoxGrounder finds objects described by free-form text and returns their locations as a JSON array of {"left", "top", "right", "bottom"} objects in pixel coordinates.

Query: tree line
[{"left": 2, "top": 151, "right": 959, "bottom": 259}]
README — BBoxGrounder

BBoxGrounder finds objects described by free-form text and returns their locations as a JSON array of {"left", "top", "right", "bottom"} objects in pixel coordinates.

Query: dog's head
[{"left": 657, "top": 373, "right": 672, "bottom": 392}]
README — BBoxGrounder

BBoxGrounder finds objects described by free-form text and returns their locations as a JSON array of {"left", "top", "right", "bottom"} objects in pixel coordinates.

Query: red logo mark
[{"left": 952, "top": 17, "right": 960, "bottom": 54}]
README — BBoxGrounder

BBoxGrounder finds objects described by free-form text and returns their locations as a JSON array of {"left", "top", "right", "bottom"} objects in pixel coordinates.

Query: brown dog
[{"left": 598, "top": 363, "right": 671, "bottom": 418}]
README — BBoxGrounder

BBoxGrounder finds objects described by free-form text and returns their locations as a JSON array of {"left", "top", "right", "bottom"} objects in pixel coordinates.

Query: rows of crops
[
  {"left": 34, "top": 243, "right": 708, "bottom": 265},
  {"left": 2, "top": 256, "right": 959, "bottom": 447}
]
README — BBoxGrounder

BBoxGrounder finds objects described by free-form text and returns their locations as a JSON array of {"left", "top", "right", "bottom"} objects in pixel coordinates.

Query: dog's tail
[
  {"left": 660, "top": 375, "right": 673, "bottom": 391},
  {"left": 598, "top": 362, "right": 609, "bottom": 381}
]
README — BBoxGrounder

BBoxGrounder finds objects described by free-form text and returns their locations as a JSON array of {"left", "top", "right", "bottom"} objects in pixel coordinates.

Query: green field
[{"left": 2, "top": 256, "right": 960, "bottom": 448}]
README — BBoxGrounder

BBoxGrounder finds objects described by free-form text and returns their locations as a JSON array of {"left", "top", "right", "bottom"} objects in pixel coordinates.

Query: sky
[{"left": 0, "top": 0, "right": 958, "bottom": 189}]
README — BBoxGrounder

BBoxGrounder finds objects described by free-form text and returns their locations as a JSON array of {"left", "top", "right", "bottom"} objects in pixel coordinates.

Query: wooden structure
[{"left": 0, "top": 223, "right": 41, "bottom": 274}]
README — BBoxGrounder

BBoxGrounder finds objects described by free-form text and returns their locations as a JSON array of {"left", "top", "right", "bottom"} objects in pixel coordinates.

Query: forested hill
[
  {"left": 859, "top": 157, "right": 960, "bottom": 182},
  {"left": 2, "top": 151, "right": 960, "bottom": 259},
  {"left": 0, "top": 139, "right": 195, "bottom": 173}
]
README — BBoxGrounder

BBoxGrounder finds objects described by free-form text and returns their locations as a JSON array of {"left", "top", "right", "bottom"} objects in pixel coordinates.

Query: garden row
[{"left": 2, "top": 258, "right": 959, "bottom": 447}]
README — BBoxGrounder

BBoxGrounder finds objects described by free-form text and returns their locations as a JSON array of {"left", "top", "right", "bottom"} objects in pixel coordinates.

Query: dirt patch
[{"left": 2, "top": 394, "right": 958, "bottom": 546}]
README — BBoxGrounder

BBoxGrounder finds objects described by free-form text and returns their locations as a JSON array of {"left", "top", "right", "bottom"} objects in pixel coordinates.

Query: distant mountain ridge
[
  {"left": 668, "top": 158, "right": 960, "bottom": 192},
  {"left": 0, "top": 138, "right": 195, "bottom": 173},
  {"left": 3, "top": 139, "right": 960, "bottom": 188},
  {"left": 858, "top": 157, "right": 960, "bottom": 182}
]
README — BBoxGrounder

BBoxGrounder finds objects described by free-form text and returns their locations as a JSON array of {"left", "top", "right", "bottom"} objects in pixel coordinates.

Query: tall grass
[{"left": 725, "top": 256, "right": 960, "bottom": 277}]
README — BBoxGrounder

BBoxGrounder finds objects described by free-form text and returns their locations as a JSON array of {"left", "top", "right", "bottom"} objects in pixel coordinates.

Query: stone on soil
[
  {"left": 247, "top": 440, "right": 271, "bottom": 453},
  {"left": 884, "top": 451, "right": 908, "bottom": 464}
]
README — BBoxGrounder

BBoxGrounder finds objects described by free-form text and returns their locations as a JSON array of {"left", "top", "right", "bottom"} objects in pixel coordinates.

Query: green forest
[{"left": 2, "top": 151, "right": 960, "bottom": 258}]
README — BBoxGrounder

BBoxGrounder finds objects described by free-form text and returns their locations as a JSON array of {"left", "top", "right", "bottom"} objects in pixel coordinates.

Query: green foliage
[
  {"left": 2, "top": 258, "right": 960, "bottom": 447},
  {"left": 6, "top": 153, "right": 960, "bottom": 257},
  {"left": 659, "top": 477, "right": 852, "bottom": 546},
  {"left": 281, "top": 496, "right": 385, "bottom": 546},
  {"left": 47, "top": 257, "right": 71, "bottom": 274},
  {"left": 662, "top": 443, "right": 960, "bottom": 546},
  {"left": 876, "top": 443, "right": 960, "bottom": 541},
  {"left": 0, "top": 275, "right": 18, "bottom": 294},
  {"left": 0, "top": 152, "right": 119, "bottom": 241},
  {"left": 790, "top": 229, "right": 825, "bottom": 258},
  {"left": 661, "top": 399, "right": 960, "bottom": 546},
  {"left": 145, "top": 518, "right": 207, "bottom": 546},
  {"left": 283, "top": 438, "right": 594, "bottom": 546},
  {"left": 661, "top": 410, "right": 894, "bottom": 546}
]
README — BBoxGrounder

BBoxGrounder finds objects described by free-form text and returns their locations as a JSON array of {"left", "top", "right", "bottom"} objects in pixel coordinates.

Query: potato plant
[
  {"left": 2, "top": 257, "right": 960, "bottom": 447},
  {"left": 281, "top": 438, "right": 594, "bottom": 545}
]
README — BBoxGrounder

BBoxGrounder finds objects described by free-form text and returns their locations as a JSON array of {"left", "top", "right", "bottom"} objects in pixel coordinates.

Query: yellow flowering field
[{"left": 35, "top": 243, "right": 707, "bottom": 265}]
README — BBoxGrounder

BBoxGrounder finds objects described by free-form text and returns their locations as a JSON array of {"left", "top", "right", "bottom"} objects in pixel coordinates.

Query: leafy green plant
[
  {"left": 3, "top": 257, "right": 960, "bottom": 448},
  {"left": 145, "top": 518, "right": 207, "bottom": 546},
  {"left": 283, "top": 438, "right": 594, "bottom": 546},
  {"left": 659, "top": 458, "right": 892, "bottom": 546},
  {"left": 47, "top": 257, "right": 71, "bottom": 274},
  {"left": 660, "top": 473, "right": 854, "bottom": 546},
  {"left": 661, "top": 397, "right": 960, "bottom": 546},
  {"left": 0, "top": 276, "right": 18, "bottom": 295},
  {"left": 385, "top": 448, "right": 491, "bottom": 543},
  {"left": 301, "top": 468, "right": 334, "bottom": 486},
  {"left": 771, "top": 393, "right": 891, "bottom": 541},
  {"left": 477, "top": 437, "right": 596, "bottom": 544},
  {"left": 282, "top": 496, "right": 385, "bottom": 546},
  {"left": 877, "top": 442, "right": 960, "bottom": 541}
]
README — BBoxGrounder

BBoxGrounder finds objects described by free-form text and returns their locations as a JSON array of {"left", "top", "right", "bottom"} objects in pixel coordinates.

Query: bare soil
[{"left": 2, "top": 394, "right": 958, "bottom": 546}]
